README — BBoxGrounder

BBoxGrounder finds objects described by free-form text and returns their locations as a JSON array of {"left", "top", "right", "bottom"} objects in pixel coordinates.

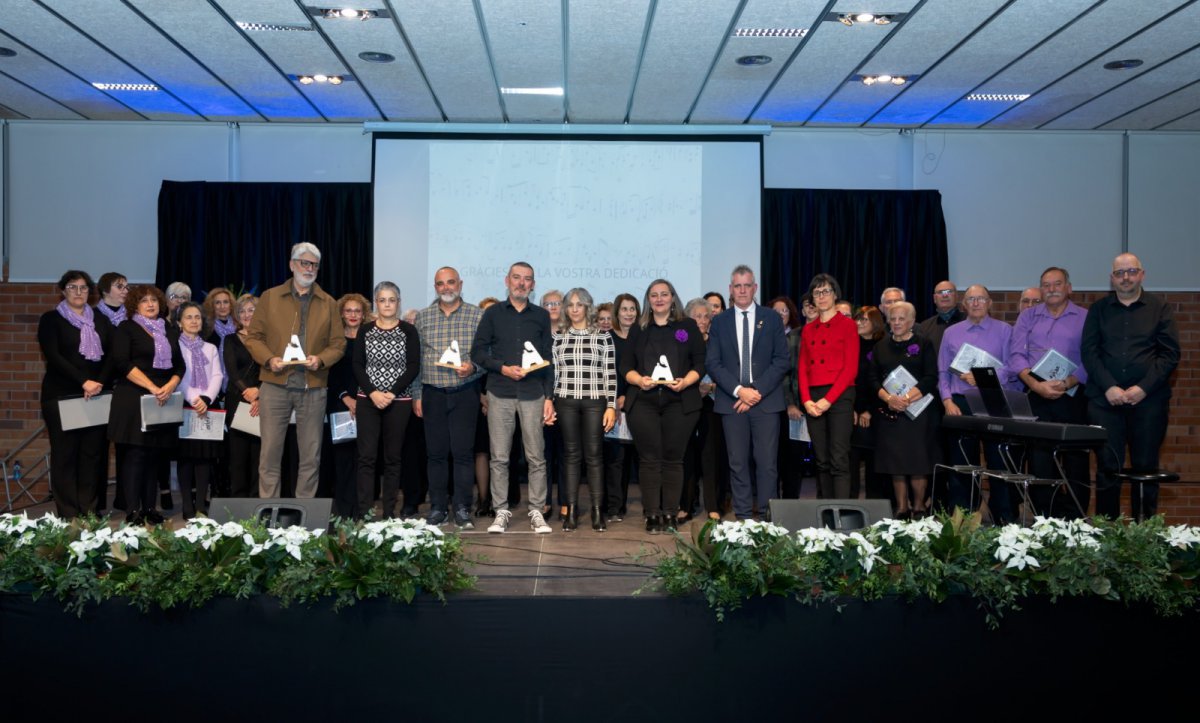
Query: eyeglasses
[
  {"left": 64, "top": 284, "right": 90, "bottom": 294},
  {"left": 812, "top": 288, "right": 834, "bottom": 298},
  {"left": 1020, "top": 297, "right": 1042, "bottom": 306},
  {"left": 168, "top": 294, "right": 189, "bottom": 301},
  {"left": 543, "top": 301, "right": 561, "bottom": 308},
  {"left": 933, "top": 289, "right": 956, "bottom": 298},
  {"left": 113, "top": 282, "right": 128, "bottom": 290},
  {"left": 294, "top": 259, "right": 320, "bottom": 271},
  {"left": 964, "top": 296, "right": 989, "bottom": 305},
  {"left": 1111, "top": 268, "right": 1142, "bottom": 279}
]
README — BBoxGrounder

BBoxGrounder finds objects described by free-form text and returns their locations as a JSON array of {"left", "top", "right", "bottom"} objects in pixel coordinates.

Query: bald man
[
  {"left": 917, "top": 280, "right": 965, "bottom": 354},
  {"left": 1082, "top": 253, "right": 1180, "bottom": 519}
]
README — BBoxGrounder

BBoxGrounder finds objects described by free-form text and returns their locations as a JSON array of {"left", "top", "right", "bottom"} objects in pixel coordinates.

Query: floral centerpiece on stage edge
[
  {"left": 652, "top": 510, "right": 1200, "bottom": 626},
  {"left": 0, "top": 513, "right": 475, "bottom": 615}
]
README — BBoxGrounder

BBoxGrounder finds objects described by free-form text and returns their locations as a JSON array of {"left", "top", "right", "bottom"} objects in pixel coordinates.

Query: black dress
[
  {"left": 108, "top": 322, "right": 185, "bottom": 448},
  {"left": 38, "top": 309, "right": 115, "bottom": 517},
  {"left": 867, "top": 333, "right": 940, "bottom": 476}
]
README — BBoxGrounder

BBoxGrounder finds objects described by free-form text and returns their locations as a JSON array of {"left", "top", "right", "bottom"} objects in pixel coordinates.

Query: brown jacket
[{"left": 244, "top": 280, "right": 345, "bottom": 387}]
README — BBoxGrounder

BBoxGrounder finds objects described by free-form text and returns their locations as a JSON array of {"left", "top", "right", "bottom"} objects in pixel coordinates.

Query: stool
[
  {"left": 1113, "top": 470, "right": 1180, "bottom": 522},
  {"left": 932, "top": 463, "right": 985, "bottom": 514}
]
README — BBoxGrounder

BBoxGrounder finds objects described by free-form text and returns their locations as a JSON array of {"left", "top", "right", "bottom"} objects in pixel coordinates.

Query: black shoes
[
  {"left": 591, "top": 506, "right": 606, "bottom": 532},
  {"left": 143, "top": 510, "right": 165, "bottom": 525},
  {"left": 562, "top": 505, "right": 578, "bottom": 532},
  {"left": 645, "top": 515, "right": 663, "bottom": 535}
]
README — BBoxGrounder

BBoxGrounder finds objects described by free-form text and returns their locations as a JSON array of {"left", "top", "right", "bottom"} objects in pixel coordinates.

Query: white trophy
[
  {"left": 436, "top": 340, "right": 463, "bottom": 369},
  {"left": 650, "top": 354, "right": 675, "bottom": 383},
  {"left": 521, "top": 341, "right": 549, "bottom": 371},
  {"left": 281, "top": 334, "right": 306, "bottom": 365}
]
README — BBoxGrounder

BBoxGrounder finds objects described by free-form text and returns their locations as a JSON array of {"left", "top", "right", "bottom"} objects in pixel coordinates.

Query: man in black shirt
[
  {"left": 1081, "top": 253, "right": 1180, "bottom": 519},
  {"left": 472, "top": 262, "right": 556, "bottom": 534},
  {"left": 916, "top": 280, "right": 965, "bottom": 354}
]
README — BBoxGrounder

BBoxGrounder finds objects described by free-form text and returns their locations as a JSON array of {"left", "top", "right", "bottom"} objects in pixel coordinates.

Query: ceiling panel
[
  {"left": 1101, "top": 79, "right": 1200, "bottom": 129},
  {"left": 935, "top": 0, "right": 1189, "bottom": 128},
  {"left": 480, "top": 0, "right": 564, "bottom": 122},
  {"left": 628, "top": 0, "right": 742, "bottom": 123},
  {"left": 317, "top": 9, "right": 442, "bottom": 122},
  {"left": 1044, "top": 45, "right": 1200, "bottom": 129},
  {"left": 987, "top": 0, "right": 1199, "bottom": 128},
  {"left": 211, "top": 0, "right": 381, "bottom": 121},
  {"left": 873, "top": 0, "right": 1096, "bottom": 128},
  {"left": 42, "top": 0, "right": 257, "bottom": 121},
  {"left": 393, "top": 0, "right": 503, "bottom": 122},
  {"left": 689, "top": 0, "right": 828, "bottom": 124},
  {"left": 566, "top": 0, "right": 649, "bottom": 124},
  {"left": 812, "top": 0, "right": 1009, "bottom": 126},
  {"left": 0, "top": 0, "right": 1194, "bottom": 129},
  {"left": 1159, "top": 108, "right": 1200, "bottom": 129},
  {"left": 0, "top": 72, "right": 83, "bottom": 119},
  {"left": 0, "top": 29, "right": 134, "bottom": 119},
  {"left": 128, "top": 0, "right": 317, "bottom": 121}
]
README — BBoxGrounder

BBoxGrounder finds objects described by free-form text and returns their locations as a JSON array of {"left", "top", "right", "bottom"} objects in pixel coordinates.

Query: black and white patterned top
[
  {"left": 552, "top": 328, "right": 617, "bottom": 408},
  {"left": 352, "top": 320, "right": 421, "bottom": 400}
]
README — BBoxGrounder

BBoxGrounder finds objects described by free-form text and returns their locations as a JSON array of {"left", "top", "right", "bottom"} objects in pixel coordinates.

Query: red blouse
[{"left": 798, "top": 312, "right": 859, "bottom": 404}]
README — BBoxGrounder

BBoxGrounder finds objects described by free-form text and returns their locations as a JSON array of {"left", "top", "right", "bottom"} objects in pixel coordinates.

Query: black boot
[
  {"left": 592, "top": 506, "right": 606, "bottom": 531},
  {"left": 563, "top": 504, "right": 577, "bottom": 531}
]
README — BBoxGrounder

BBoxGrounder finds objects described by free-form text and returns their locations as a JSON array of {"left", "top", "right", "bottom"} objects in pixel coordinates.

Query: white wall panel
[{"left": 1127, "top": 132, "right": 1200, "bottom": 290}]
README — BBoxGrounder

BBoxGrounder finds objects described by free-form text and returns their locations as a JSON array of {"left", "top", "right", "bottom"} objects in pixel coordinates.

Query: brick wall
[{"left": 3, "top": 282, "right": 1197, "bottom": 522}]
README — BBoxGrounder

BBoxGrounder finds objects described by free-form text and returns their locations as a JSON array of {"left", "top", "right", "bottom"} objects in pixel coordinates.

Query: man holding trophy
[{"left": 413, "top": 267, "right": 485, "bottom": 529}]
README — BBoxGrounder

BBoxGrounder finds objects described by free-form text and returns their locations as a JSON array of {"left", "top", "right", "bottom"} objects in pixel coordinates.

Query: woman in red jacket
[{"left": 798, "top": 274, "right": 859, "bottom": 499}]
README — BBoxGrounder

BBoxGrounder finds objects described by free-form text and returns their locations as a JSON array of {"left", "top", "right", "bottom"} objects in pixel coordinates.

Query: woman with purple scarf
[
  {"left": 38, "top": 270, "right": 115, "bottom": 518},
  {"left": 107, "top": 285, "right": 184, "bottom": 525},
  {"left": 176, "top": 301, "right": 224, "bottom": 518}
]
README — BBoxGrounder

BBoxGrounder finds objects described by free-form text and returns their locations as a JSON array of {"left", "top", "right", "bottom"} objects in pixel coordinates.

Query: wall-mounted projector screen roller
[{"left": 372, "top": 135, "right": 762, "bottom": 310}]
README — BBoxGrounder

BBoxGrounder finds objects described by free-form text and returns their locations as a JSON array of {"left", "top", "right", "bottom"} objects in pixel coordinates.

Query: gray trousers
[
  {"left": 486, "top": 391, "right": 547, "bottom": 512},
  {"left": 258, "top": 382, "right": 327, "bottom": 498}
]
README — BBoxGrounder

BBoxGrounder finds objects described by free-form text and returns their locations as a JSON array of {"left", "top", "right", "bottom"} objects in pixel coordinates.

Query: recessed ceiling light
[
  {"left": 830, "top": 12, "right": 904, "bottom": 26},
  {"left": 736, "top": 55, "right": 773, "bottom": 66},
  {"left": 306, "top": 7, "right": 391, "bottom": 21},
  {"left": 358, "top": 51, "right": 395, "bottom": 63},
  {"left": 1103, "top": 59, "right": 1144, "bottom": 71},
  {"left": 236, "top": 21, "right": 313, "bottom": 32},
  {"left": 965, "top": 93, "right": 1030, "bottom": 102},
  {"left": 732, "top": 28, "right": 808, "bottom": 38},
  {"left": 289, "top": 74, "right": 353, "bottom": 85},
  {"left": 500, "top": 87, "right": 564, "bottom": 96},
  {"left": 0, "top": 47, "right": 17, "bottom": 58},
  {"left": 92, "top": 82, "right": 159, "bottom": 91},
  {"left": 856, "top": 74, "right": 913, "bottom": 87}
]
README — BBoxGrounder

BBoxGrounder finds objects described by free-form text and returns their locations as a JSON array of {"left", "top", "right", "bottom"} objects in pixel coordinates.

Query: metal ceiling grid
[
  {"left": 1101, "top": 78, "right": 1200, "bottom": 129},
  {"left": 688, "top": 0, "right": 828, "bottom": 125},
  {"left": 1043, "top": 45, "right": 1200, "bottom": 129},
  {"left": 868, "top": 0, "right": 1095, "bottom": 128},
  {"left": 0, "top": 29, "right": 116, "bottom": 119},
  {"left": 392, "top": 0, "right": 503, "bottom": 122},
  {"left": 628, "top": 0, "right": 743, "bottom": 123},
  {"left": 479, "top": 0, "right": 564, "bottom": 123},
  {"left": 565, "top": 0, "right": 649, "bottom": 124},
  {"left": 937, "top": 0, "right": 1189, "bottom": 128}
]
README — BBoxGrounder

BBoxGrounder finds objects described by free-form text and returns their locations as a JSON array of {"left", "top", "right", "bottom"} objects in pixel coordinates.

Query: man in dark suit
[{"left": 706, "top": 265, "right": 791, "bottom": 520}]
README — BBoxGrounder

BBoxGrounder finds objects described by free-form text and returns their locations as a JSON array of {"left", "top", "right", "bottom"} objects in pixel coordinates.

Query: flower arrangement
[
  {"left": 652, "top": 510, "right": 1200, "bottom": 626},
  {"left": 0, "top": 513, "right": 475, "bottom": 615}
]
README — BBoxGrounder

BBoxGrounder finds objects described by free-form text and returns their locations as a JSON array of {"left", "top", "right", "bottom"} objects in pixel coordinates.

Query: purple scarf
[
  {"left": 56, "top": 301, "right": 103, "bottom": 362},
  {"left": 178, "top": 334, "right": 210, "bottom": 392},
  {"left": 213, "top": 316, "right": 236, "bottom": 353},
  {"left": 132, "top": 314, "right": 172, "bottom": 369},
  {"left": 95, "top": 302, "right": 126, "bottom": 326}
]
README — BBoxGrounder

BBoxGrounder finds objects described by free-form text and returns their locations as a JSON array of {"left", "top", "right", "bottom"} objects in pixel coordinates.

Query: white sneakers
[
  {"left": 487, "top": 509, "right": 512, "bottom": 534},
  {"left": 486, "top": 508, "right": 552, "bottom": 534},
  {"left": 528, "top": 509, "right": 551, "bottom": 534}
]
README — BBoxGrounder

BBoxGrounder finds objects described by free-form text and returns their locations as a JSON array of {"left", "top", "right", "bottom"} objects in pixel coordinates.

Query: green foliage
[
  {"left": 652, "top": 512, "right": 1200, "bottom": 628},
  {"left": 0, "top": 513, "right": 475, "bottom": 615}
]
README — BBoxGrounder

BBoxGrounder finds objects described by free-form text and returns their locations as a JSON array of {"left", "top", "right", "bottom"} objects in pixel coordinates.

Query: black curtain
[
  {"left": 761, "top": 189, "right": 949, "bottom": 319},
  {"left": 157, "top": 181, "right": 373, "bottom": 300}
]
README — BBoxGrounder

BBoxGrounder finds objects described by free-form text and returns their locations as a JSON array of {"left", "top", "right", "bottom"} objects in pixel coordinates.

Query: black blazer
[
  {"left": 38, "top": 309, "right": 115, "bottom": 402},
  {"left": 619, "top": 317, "right": 707, "bottom": 415}
]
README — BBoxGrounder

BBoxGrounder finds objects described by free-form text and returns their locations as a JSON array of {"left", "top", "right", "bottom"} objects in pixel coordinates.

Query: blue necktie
[{"left": 740, "top": 311, "right": 751, "bottom": 386}]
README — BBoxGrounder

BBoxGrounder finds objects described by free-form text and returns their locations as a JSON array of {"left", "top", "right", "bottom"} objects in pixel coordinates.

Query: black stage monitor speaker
[
  {"left": 208, "top": 498, "right": 332, "bottom": 532},
  {"left": 768, "top": 499, "right": 894, "bottom": 532}
]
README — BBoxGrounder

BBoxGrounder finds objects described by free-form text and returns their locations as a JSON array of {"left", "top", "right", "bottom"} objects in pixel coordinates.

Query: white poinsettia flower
[
  {"left": 847, "top": 532, "right": 887, "bottom": 573},
  {"left": 218, "top": 521, "right": 246, "bottom": 538},
  {"left": 794, "top": 527, "right": 847, "bottom": 554},
  {"left": 1162, "top": 525, "right": 1200, "bottom": 549}
]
